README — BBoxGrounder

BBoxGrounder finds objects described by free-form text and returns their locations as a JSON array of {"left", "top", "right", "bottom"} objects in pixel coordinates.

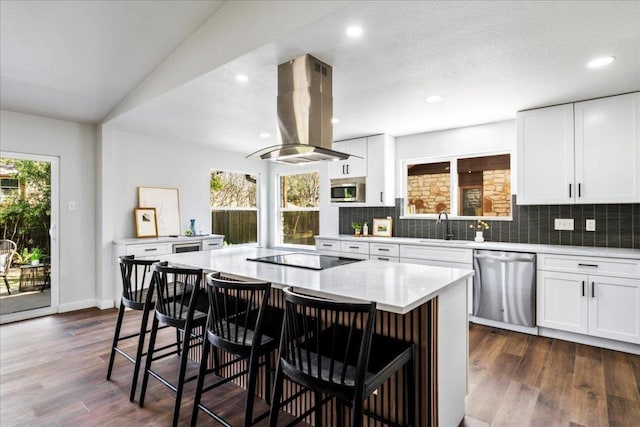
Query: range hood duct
[{"left": 247, "top": 54, "right": 351, "bottom": 164}]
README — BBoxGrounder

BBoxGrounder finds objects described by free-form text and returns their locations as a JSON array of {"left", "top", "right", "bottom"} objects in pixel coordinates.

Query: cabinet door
[
  {"left": 537, "top": 271, "right": 588, "bottom": 334},
  {"left": 329, "top": 138, "right": 367, "bottom": 178},
  {"left": 516, "top": 104, "right": 575, "bottom": 204},
  {"left": 365, "top": 134, "right": 395, "bottom": 206},
  {"left": 575, "top": 92, "right": 640, "bottom": 203},
  {"left": 588, "top": 276, "right": 640, "bottom": 343}
]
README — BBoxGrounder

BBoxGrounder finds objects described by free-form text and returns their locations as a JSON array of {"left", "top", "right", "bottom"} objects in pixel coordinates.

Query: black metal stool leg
[
  {"left": 268, "top": 359, "right": 285, "bottom": 427},
  {"left": 106, "top": 301, "right": 126, "bottom": 380},
  {"left": 129, "top": 303, "right": 152, "bottom": 402},
  {"left": 139, "top": 316, "right": 159, "bottom": 408},
  {"left": 190, "top": 339, "right": 210, "bottom": 427},
  {"left": 172, "top": 325, "right": 192, "bottom": 427}
]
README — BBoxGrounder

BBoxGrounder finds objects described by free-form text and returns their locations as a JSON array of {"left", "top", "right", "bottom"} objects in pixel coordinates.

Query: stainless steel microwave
[{"left": 331, "top": 182, "right": 365, "bottom": 202}]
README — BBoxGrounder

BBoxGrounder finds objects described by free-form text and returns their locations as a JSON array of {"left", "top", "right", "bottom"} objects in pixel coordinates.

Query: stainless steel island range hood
[{"left": 247, "top": 54, "right": 351, "bottom": 164}]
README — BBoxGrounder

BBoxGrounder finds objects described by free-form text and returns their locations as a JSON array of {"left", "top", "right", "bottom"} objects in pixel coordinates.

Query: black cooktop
[{"left": 247, "top": 253, "right": 363, "bottom": 271}]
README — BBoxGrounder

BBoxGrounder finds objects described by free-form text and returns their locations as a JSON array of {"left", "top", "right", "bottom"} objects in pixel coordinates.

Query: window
[
  {"left": 210, "top": 170, "right": 258, "bottom": 245},
  {"left": 279, "top": 172, "right": 319, "bottom": 246},
  {"left": 0, "top": 177, "right": 19, "bottom": 202},
  {"left": 405, "top": 153, "right": 511, "bottom": 218}
]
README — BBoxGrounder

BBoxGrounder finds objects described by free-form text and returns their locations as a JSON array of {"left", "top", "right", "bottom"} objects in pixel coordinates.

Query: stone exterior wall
[
  {"left": 482, "top": 169, "right": 511, "bottom": 216},
  {"left": 407, "top": 173, "right": 450, "bottom": 213},
  {"left": 407, "top": 169, "right": 511, "bottom": 216}
]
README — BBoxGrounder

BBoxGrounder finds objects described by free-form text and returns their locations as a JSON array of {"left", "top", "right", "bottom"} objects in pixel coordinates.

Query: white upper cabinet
[
  {"left": 517, "top": 104, "right": 575, "bottom": 204},
  {"left": 329, "top": 138, "right": 367, "bottom": 178},
  {"left": 574, "top": 93, "right": 640, "bottom": 203},
  {"left": 365, "top": 134, "right": 395, "bottom": 206},
  {"left": 517, "top": 92, "right": 640, "bottom": 205},
  {"left": 329, "top": 134, "right": 396, "bottom": 206}
]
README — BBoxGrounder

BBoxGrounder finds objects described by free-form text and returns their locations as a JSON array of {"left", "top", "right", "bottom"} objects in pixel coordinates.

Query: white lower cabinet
[{"left": 537, "top": 254, "right": 640, "bottom": 344}]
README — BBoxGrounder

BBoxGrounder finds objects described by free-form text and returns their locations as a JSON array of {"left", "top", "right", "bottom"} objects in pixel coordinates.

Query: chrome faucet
[{"left": 437, "top": 210, "right": 454, "bottom": 240}]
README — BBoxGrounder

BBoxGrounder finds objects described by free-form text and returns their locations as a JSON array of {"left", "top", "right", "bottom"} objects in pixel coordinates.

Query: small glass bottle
[{"left": 363, "top": 222, "right": 369, "bottom": 236}]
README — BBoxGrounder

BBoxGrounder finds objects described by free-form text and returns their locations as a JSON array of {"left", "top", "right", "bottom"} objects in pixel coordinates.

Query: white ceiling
[
  {"left": 0, "top": 0, "right": 225, "bottom": 124},
  {"left": 2, "top": 1, "right": 639, "bottom": 155}
]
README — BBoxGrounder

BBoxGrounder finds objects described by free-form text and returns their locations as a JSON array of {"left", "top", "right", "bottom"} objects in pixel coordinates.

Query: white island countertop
[{"left": 148, "top": 247, "right": 473, "bottom": 315}]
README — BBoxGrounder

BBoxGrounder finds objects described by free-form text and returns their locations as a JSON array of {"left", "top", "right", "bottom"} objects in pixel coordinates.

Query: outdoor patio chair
[{"left": 0, "top": 240, "right": 17, "bottom": 295}]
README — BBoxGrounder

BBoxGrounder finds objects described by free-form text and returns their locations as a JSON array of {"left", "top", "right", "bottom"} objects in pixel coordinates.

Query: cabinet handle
[
  {"left": 346, "top": 164, "right": 349, "bottom": 175},
  {"left": 348, "top": 246, "right": 360, "bottom": 249},
  {"left": 578, "top": 183, "right": 582, "bottom": 198},
  {"left": 207, "top": 243, "right": 219, "bottom": 247},
  {"left": 380, "top": 191, "right": 383, "bottom": 202},
  {"left": 378, "top": 248, "right": 390, "bottom": 252},
  {"left": 378, "top": 257, "right": 390, "bottom": 261},
  {"left": 144, "top": 248, "right": 158, "bottom": 252},
  {"left": 569, "top": 183, "right": 572, "bottom": 198},
  {"left": 322, "top": 244, "right": 332, "bottom": 247},
  {"left": 582, "top": 281, "right": 585, "bottom": 297},
  {"left": 578, "top": 263, "right": 598, "bottom": 268},
  {"left": 591, "top": 281, "right": 595, "bottom": 298}
]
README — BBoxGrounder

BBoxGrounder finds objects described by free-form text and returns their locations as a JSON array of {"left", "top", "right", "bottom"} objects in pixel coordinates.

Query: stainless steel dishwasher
[{"left": 472, "top": 250, "right": 536, "bottom": 328}]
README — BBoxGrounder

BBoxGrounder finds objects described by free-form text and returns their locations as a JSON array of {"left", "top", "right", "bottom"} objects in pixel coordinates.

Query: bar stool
[
  {"left": 191, "top": 273, "right": 283, "bottom": 427},
  {"left": 269, "top": 287, "right": 415, "bottom": 427},
  {"left": 106, "top": 255, "right": 159, "bottom": 402},
  {"left": 139, "top": 262, "right": 208, "bottom": 427}
]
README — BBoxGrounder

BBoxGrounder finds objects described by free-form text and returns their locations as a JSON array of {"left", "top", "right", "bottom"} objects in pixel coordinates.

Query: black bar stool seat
[
  {"left": 191, "top": 274, "right": 283, "bottom": 427},
  {"left": 269, "top": 288, "right": 415, "bottom": 427},
  {"left": 106, "top": 255, "right": 160, "bottom": 402}
]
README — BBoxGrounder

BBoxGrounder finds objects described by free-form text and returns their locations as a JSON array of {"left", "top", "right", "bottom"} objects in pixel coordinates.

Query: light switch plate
[
  {"left": 586, "top": 219, "right": 596, "bottom": 231},
  {"left": 554, "top": 218, "right": 574, "bottom": 231}
]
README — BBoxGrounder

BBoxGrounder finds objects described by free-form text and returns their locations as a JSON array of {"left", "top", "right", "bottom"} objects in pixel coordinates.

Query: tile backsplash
[{"left": 338, "top": 196, "right": 640, "bottom": 249}]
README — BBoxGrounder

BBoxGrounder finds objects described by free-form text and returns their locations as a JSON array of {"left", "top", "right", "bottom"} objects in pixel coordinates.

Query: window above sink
[{"left": 402, "top": 152, "right": 512, "bottom": 220}]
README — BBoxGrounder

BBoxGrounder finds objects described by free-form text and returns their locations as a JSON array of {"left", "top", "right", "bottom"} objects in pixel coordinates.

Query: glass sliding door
[{"left": 0, "top": 152, "right": 58, "bottom": 322}]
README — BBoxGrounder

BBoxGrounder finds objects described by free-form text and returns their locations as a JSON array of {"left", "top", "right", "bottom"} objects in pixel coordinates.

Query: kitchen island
[{"left": 151, "top": 246, "right": 473, "bottom": 426}]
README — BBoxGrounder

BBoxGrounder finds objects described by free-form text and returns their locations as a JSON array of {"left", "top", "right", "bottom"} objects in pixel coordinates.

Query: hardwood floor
[
  {"left": 0, "top": 308, "right": 303, "bottom": 426},
  {"left": 2, "top": 309, "right": 639, "bottom": 426},
  {"left": 463, "top": 323, "right": 640, "bottom": 427}
]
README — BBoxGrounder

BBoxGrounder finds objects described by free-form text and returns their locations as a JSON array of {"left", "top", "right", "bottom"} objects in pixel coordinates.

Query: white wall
[
  {"left": 395, "top": 120, "right": 516, "bottom": 195},
  {"left": 97, "top": 126, "right": 270, "bottom": 307},
  {"left": 0, "top": 109, "right": 97, "bottom": 312}
]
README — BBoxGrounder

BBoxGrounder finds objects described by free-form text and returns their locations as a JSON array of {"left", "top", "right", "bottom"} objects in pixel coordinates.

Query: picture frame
[
  {"left": 134, "top": 207, "right": 158, "bottom": 238},
  {"left": 372, "top": 217, "right": 393, "bottom": 237},
  {"left": 138, "top": 187, "right": 181, "bottom": 236}
]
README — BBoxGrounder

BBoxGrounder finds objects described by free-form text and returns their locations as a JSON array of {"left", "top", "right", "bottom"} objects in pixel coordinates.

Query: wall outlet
[
  {"left": 554, "top": 218, "right": 574, "bottom": 231},
  {"left": 586, "top": 219, "right": 596, "bottom": 231}
]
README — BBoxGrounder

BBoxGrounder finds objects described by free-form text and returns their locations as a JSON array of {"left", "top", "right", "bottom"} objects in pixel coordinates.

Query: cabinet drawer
[
  {"left": 400, "top": 244, "right": 472, "bottom": 264},
  {"left": 126, "top": 242, "right": 172, "bottom": 257},
  {"left": 341, "top": 241, "right": 370, "bottom": 255},
  {"left": 201, "top": 238, "right": 223, "bottom": 250},
  {"left": 371, "top": 243, "right": 400, "bottom": 257},
  {"left": 316, "top": 239, "right": 340, "bottom": 252},
  {"left": 538, "top": 254, "right": 640, "bottom": 279}
]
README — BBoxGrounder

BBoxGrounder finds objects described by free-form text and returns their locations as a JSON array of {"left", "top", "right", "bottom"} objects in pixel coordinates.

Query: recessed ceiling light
[
  {"left": 587, "top": 56, "right": 615, "bottom": 68},
  {"left": 346, "top": 26, "right": 363, "bottom": 37},
  {"left": 425, "top": 95, "right": 443, "bottom": 103},
  {"left": 259, "top": 132, "right": 270, "bottom": 138},
  {"left": 235, "top": 74, "right": 249, "bottom": 82},
  {"left": 331, "top": 117, "right": 340, "bottom": 124}
]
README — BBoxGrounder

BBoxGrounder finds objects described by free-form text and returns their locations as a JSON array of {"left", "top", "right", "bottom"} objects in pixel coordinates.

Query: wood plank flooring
[
  {"left": 0, "top": 308, "right": 304, "bottom": 426},
  {"left": 463, "top": 323, "right": 640, "bottom": 427},
  {"left": 2, "top": 309, "right": 639, "bottom": 426}
]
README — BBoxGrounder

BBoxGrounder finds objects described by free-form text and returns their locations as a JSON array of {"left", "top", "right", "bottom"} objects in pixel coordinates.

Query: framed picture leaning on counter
[
  {"left": 372, "top": 217, "right": 393, "bottom": 237},
  {"left": 134, "top": 207, "right": 158, "bottom": 238}
]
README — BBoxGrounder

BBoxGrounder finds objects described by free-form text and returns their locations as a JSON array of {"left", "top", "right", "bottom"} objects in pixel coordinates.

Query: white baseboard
[
  {"left": 538, "top": 327, "right": 640, "bottom": 355},
  {"left": 96, "top": 299, "right": 115, "bottom": 310},
  {"left": 58, "top": 299, "right": 98, "bottom": 313}
]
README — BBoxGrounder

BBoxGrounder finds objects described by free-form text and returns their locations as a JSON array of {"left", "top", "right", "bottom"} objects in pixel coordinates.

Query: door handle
[
  {"left": 578, "top": 183, "right": 582, "bottom": 198},
  {"left": 591, "top": 282, "right": 595, "bottom": 298},
  {"left": 581, "top": 281, "right": 585, "bottom": 297},
  {"left": 380, "top": 191, "right": 383, "bottom": 202},
  {"left": 569, "top": 183, "right": 572, "bottom": 198}
]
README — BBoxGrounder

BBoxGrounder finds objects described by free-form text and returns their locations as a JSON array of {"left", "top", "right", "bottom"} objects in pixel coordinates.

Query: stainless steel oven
[{"left": 172, "top": 241, "right": 201, "bottom": 253}]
